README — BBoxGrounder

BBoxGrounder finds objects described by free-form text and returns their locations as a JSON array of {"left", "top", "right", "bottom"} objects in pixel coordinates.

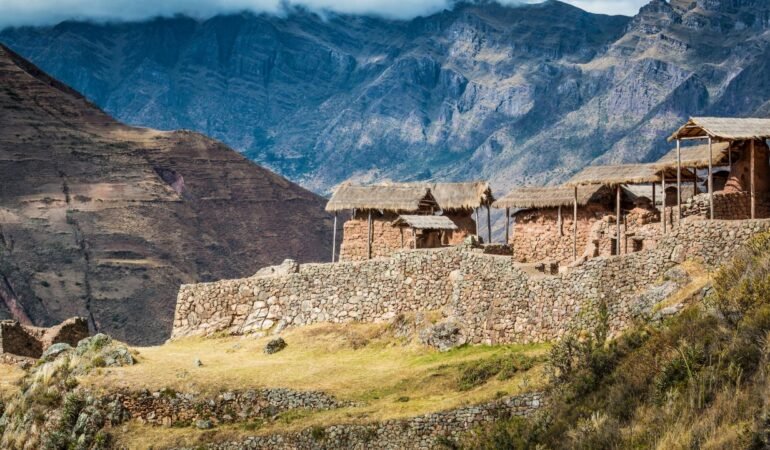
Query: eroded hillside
[{"left": 0, "top": 44, "right": 332, "bottom": 344}]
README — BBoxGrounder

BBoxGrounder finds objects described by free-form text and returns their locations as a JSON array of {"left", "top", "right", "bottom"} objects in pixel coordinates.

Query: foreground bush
[{"left": 465, "top": 232, "right": 770, "bottom": 450}]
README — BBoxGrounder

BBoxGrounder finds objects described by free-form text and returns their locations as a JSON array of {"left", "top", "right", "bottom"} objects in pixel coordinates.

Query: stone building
[
  {"left": 667, "top": 117, "right": 770, "bottom": 220},
  {"left": 326, "top": 182, "right": 494, "bottom": 262},
  {"left": 493, "top": 184, "right": 616, "bottom": 264},
  {"left": 326, "top": 184, "right": 441, "bottom": 261},
  {"left": 566, "top": 163, "right": 695, "bottom": 259},
  {"left": 416, "top": 181, "right": 494, "bottom": 244}
]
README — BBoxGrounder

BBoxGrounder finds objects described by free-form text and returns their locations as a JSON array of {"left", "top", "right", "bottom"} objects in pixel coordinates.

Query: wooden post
[
  {"left": 693, "top": 168, "right": 698, "bottom": 197},
  {"left": 412, "top": 227, "right": 417, "bottom": 249},
  {"left": 708, "top": 137, "right": 714, "bottom": 220},
  {"left": 486, "top": 205, "right": 492, "bottom": 244},
  {"left": 652, "top": 183, "right": 656, "bottom": 208},
  {"left": 751, "top": 139, "right": 756, "bottom": 219},
  {"left": 557, "top": 205, "right": 563, "bottom": 236},
  {"left": 400, "top": 227, "right": 404, "bottom": 248},
  {"left": 662, "top": 175, "right": 667, "bottom": 233},
  {"left": 573, "top": 186, "right": 578, "bottom": 261},
  {"left": 616, "top": 184, "right": 621, "bottom": 256},
  {"left": 505, "top": 207, "right": 510, "bottom": 244},
  {"left": 367, "top": 210, "right": 372, "bottom": 260},
  {"left": 332, "top": 212, "right": 337, "bottom": 263},
  {"left": 676, "top": 139, "right": 682, "bottom": 224}
]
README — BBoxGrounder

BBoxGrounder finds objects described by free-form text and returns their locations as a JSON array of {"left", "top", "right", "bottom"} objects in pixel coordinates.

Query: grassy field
[{"left": 79, "top": 322, "right": 548, "bottom": 448}]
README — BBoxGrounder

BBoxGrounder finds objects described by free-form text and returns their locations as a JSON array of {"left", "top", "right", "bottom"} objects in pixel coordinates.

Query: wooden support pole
[
  {"left": 693, "top": 168, "right": 698, "bottom": 197},
  {"left": 676, "top": 139, "right": 682, "bottom": 224},
  {"left": 573, "top": 186, "right": 578, "bottom": 261},
  {"left": 616, "top": 184, "right": 621, "bottom": 256},
  {"left": 662, "top": 175, "right": 667, "bottom": 233},
  {"left": 708, "top": 137, "right": 714, "bottom": 220},
  {"left": 486, "top": 205, "right": 492, "bottom": 244},
  {"left": 332, "top": 212, "right": 337, "bottom": 263},
  {"left": 557, "top": 205, "right": 563, "bottom": 236},
  {"left": 751, "top": 139, "right": 756, "bottom": 219},
  {"left": 505, "top": 207, "right": 510, "bottom": 244},
  {"left": 652, "top": 182, "right": 656, "bottom": 208},
  {"left": 412, "top": 227, "right": 417, "bottom": 249},
  {"left": 367, "top": 210, "right": 372, "bottom": 260}
]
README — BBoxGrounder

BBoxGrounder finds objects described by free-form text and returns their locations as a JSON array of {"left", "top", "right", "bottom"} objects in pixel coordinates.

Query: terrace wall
[{"left": 172, "top": 220, "right": 770, "bottom": 344}]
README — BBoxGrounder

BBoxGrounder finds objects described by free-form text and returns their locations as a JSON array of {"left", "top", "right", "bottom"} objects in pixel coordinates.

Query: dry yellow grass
[
  {"left": 0, "top": 363, "right": 25, "bottom": 401},
  {"left": 653, "top": 260, "right": 711, "bottom": 312},
  {"left": 86, "top": 323, "right": 548, "bottom": 449}
]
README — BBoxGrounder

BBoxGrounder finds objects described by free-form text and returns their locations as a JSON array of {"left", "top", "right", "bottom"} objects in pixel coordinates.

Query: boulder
[
  {"left": 264, "top": 337, "right": 287, "bottom": 354},
  {"left": 419, "top": 321, "right": 466, "bottom": 352},
  {"left": 41, "top": 343, "right": 73, "bottom": 361},
  {"left": 253, "top": 259, "right": 299, "bottom": 278}
]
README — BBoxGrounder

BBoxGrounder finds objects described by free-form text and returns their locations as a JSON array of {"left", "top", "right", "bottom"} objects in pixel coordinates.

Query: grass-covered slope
[{"left": 466, "top": 231, "right": 770, "bottom": 450}]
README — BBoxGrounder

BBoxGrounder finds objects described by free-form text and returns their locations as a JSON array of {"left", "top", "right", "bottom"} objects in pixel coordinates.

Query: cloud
[{"left": 0, "top": 0, "right": 648, "bottom": 29}]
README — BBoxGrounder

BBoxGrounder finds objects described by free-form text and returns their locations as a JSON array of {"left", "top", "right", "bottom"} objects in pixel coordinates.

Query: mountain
[
  {"left": 0, "top": 44, "right": 332, "bottom": 344},
  {"left": 3, "top": 0, "right": 770, "bottom": 197}
]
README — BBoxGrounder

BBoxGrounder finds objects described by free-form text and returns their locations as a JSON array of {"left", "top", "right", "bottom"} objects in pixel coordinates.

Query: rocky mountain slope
[
  {"left": 2, "top": 0, "right": 769, "bottom": 195},
  {"left": 0, "top": 44, "right": 331, "bottom": 344}
]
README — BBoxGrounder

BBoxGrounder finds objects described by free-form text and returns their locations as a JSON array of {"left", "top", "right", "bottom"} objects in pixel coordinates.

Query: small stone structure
[
  {"left": 172, "top": 219, "right": 770, "bottom": 344},
  {"left": 173, "top": 392, "right": 544, "bottom": 450},
  {"left": 0, "top": 317, "right": 89, "bottom": 360}
]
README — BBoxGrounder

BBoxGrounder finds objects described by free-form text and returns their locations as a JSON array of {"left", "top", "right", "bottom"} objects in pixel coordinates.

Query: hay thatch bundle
[
  {"left": 392, "top": 215, "right": 458, "bottom": 230},
  {"left": 566, "top": 164, "right": 663, "bottom": 186},
  {"left": 325, "top": 184, "right": 437, "bottom": 212},
  {"left": 424, "top": 182, "right": 494, "bottom": 210},
  {"left": 493, "top": 184, "right": 609, "bottom": 209},
  {"left": 669, "top": 117, "right": 770, "bottom": 141},
  {"left": 654, "top": 142, "right": 730, "bottom": 169}
]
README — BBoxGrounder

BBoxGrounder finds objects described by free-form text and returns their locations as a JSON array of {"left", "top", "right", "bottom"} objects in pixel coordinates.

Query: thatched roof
[
  {"left": 668, "top": 117, "right": 770, "bottom": 141},
  {"left": 325, "top": 184, "right": 437, "bottom": 212},
  {"left": 392, "top": 215, "right": 459, "bottom": 230},
  {"left": 425, "top": 182, "right": 494, "bottom": 210},
  {"left": 654, "top": 142, "right": 731, "bottom": 169},
  {"left": 492, "top": 184, "right": 609, "bottom": 209},
  {"left": 565, "top": 164, "right": 663, "bottom": 187}
]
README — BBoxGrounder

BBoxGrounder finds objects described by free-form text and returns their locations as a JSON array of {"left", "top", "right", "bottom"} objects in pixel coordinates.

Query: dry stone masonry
[
  {"left": 172, "top": 220, "right": 770, "bottom": 344},
  {"left": 108, "top": 388, "right": 350, "bottom": 427},
  {"left": 172, "top": 392, "right": 544, "bottom": 450}
]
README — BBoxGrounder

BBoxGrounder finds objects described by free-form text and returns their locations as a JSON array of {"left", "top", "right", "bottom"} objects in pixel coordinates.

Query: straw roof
[
  {"left": 392, "top": 215, "right": 459, "bottom": 230},
  {"left": 325, "top": 184, "right": 437, "bottom": 212},
  {"left": 425, "top": 182, "right": 494, "bottom": 210},
  {"left": 493, "top": 184, "right": 609, "bottom": 209},
  {"left": 654, "top": 142, "right": 731, "bottom": 169},
  {"left": 668, "top": 117, "right": 770, "bottom": 141},
  {"left": 565, "top": 164, "right": 663, "bottom": 186}
]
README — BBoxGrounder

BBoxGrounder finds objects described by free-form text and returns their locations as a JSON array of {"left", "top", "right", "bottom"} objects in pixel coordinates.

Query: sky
[{"left": 0, "top": 0, "right": 650, "bottom": 29}]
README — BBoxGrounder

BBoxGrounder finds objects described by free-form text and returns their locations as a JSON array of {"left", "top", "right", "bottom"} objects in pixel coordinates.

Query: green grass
[{"left": 88, "top": 322, "right": 547, "bottom": 449}]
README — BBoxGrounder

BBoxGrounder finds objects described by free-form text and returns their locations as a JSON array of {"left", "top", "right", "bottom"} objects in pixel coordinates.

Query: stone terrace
[{"left": 172, "top": 220, "right": 770, "bottom": 344}]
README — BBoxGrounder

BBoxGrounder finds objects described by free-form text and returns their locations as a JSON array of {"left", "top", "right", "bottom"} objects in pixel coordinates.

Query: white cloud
[{"left": 0, "top": 0, "right": 649, "bottom": 29}]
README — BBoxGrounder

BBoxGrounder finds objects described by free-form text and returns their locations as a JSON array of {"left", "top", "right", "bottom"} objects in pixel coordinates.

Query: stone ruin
[{"left": 0, "top": 317, "right": 90, "bottom": 362}]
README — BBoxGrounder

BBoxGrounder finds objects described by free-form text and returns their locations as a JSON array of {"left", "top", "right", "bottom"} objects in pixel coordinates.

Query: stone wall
[
  {"left": 511, "top": 204, "right": 612, "bottom": 263},
  {"left": 0, "top": 317, "right": 88, "bottom": 359},
  {"left": 173, "top": 392, "right": 544, "bottom": 450},
  {"left": 339, "top": 211, "right": 477, "bottom": 262},
  {"left": 109, "top": 388, "right": 349, "bottom": 427},
  {"left": 679, "top": 192, "right": 770, "bottom": 220},
  {"left": 339, "top": 211, "right": 408, "bottom": 261},
  {"left": 173, "top": 220, "right": 770, "bottom": 344}
]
